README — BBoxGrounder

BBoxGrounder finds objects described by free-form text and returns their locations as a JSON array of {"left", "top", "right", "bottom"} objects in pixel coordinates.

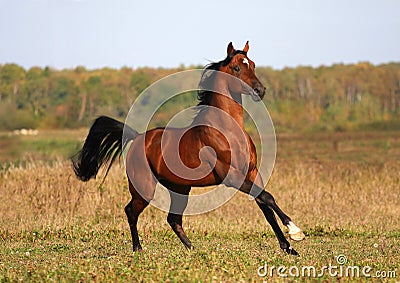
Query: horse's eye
[{"left": 233, "top": 65, "right": 240, "bottom": 73}]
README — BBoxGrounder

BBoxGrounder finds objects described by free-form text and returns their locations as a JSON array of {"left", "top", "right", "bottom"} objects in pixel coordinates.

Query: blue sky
[{"left": 1, "top": 0, "right": 399, "bottom": 70}]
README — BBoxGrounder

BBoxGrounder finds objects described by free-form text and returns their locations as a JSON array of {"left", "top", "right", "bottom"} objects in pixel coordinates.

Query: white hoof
[
  {"left": 287, "top": 221, "right": 305, "bottom": 241},
  {"left": 289, "top": 231, "right": 306, "bottom": 241}
]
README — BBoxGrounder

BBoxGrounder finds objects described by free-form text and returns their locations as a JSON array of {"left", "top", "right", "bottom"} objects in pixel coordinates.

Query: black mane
[{"left": 197, "top": 50, "right": 246, "bottom": 105}]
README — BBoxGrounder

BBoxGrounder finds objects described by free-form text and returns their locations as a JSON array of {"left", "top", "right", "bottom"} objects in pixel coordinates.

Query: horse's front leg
[
  {"left": 161, "top": 181, "right": 193, "bottom": 250},
  {"left": 247, "top": 169, "right": 305, "bottom": 242},
  {"left": 216, "top": 163, "right": 302, "bottom": 255}
]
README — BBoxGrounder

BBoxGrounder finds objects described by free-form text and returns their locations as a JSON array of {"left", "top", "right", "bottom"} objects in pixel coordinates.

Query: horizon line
[{"left": 1, "top": 60, "right": 400, "bottom": 72}]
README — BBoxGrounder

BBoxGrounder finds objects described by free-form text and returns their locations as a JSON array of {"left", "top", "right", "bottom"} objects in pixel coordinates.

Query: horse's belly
[{"left": 156, "top": 149, "right": 219, "bottom": 186}]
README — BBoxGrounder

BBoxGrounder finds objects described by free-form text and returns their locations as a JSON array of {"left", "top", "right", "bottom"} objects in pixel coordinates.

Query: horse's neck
[{"left": 208, "top": 92, "right": 244, "bottom": 129}]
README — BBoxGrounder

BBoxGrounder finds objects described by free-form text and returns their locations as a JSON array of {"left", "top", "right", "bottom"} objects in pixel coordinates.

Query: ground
[{"left": 0, "top": 130, "right": 399, "bottom": 282}]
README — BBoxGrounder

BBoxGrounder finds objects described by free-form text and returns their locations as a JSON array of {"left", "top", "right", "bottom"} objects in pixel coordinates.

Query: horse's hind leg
[
  {"left": 164, "top": 183, "right": 192, "bottom": 250},
  {"left": 125, "top": 183, "right": 149, "bottom": 252}
]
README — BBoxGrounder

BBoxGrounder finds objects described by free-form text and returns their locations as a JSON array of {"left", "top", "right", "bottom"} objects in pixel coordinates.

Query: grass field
[{"left": 0, "top": 130, "right": 399, "bottom": 282}]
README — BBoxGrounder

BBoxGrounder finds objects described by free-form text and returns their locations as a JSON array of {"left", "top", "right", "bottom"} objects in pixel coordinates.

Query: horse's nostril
[{"left": 254, "top": 88, "right": 260, "bottom": 94}]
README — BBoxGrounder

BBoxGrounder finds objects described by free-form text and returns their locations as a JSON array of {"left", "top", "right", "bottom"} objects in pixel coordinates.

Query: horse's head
[{"left": 219, "top": 41, "right": 266, "bottom": 101}]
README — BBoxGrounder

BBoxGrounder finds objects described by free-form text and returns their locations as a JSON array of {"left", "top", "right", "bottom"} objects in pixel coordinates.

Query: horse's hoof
[
  {"left": 285, "top": 246, "right": 299, "bottom": 256},
  {"left": 289, "top": 231, "right": 305, "bottom": 241},
  {"left": 133, "top": 246, "right": 143, "bottom": 252}
]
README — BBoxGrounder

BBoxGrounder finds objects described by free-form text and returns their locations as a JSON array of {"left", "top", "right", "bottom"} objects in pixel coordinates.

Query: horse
[{"left": 72, "top": 41, "right": 305, "bottom": 255}]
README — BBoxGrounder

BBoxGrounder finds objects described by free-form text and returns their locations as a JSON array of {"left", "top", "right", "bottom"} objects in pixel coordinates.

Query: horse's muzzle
[{"left": 253, "top": 85, "right": 266, "bottom": 100}]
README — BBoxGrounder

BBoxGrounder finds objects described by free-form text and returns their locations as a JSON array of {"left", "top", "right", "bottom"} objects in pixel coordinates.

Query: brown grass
[{"left": 1, "top": 157, "right": 399, "bottom": 237}]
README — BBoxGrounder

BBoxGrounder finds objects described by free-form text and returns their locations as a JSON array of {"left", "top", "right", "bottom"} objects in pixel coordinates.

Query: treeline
[{"left": 0, "top": 62, "right": 399, "bottom": 132}]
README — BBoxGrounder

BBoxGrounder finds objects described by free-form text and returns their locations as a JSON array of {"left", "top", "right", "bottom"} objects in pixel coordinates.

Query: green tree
[{"left": 0, "top": 64, "right": 26, "bottom": 103}]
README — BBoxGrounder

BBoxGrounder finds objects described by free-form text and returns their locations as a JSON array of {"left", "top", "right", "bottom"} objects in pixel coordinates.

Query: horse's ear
[
  {"left": 243, "top": 41, "right": 249, "bottom": 53},
  {"left": 227, "top": 42, "right": 235, "bottom": 56}
]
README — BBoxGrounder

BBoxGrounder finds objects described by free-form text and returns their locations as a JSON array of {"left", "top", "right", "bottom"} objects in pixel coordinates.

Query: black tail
[{"left": 72, "top": 116, "right": 139, "bottom": 182}]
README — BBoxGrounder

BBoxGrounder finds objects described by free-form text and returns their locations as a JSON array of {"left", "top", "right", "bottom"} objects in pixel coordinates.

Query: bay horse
[{"left": 72, "top": 42, "right": 304, "bottom": 255}]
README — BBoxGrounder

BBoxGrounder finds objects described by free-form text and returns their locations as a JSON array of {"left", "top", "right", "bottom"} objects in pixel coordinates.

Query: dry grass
[
  {"left": 0, "top": 131, "right": 399, "bottom": 281},
  {"left": 1, "top": 159, "right": 399, "bottom": 234},
  {"left": 0, "top": 161, "right": 128, "bottom": 230}
]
